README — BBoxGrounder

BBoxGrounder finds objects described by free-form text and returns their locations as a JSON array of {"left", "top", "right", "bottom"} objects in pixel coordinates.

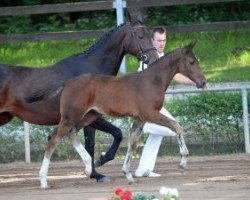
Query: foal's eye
[
  {"left": 190, "top": 60, "right": 195, "bottom": 65},
  {"left": 138, "top": 35, "right": 144, "bottom": 39}
]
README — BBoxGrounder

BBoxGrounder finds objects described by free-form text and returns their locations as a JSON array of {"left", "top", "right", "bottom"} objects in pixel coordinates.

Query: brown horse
[
  {"left": 0, "top": 14, "right": 158, "bottom": 183},
  {"left": 39, "top": 42, "right": 206, "bottom": 186}
]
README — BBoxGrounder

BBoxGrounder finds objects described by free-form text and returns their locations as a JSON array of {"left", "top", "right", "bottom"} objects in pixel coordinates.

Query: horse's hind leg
[
  {"left": 122, "top": 119, "right": 144, "bottom": 183},
  {"left": 91, "top": 117, "right": 123, "bottom": 168}
]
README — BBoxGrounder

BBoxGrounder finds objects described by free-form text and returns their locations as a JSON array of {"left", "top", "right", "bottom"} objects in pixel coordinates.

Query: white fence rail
[{"left": 167, "top": 85, "right": 250, "bottom": 153}]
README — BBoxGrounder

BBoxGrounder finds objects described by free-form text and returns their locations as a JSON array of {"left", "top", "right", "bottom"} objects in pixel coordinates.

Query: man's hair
[{"left": 151, "top": 27, "right": 166, "bottom": 38}]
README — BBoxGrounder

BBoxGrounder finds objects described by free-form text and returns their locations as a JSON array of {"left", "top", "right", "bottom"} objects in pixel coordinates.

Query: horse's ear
[{"left": 188, "top": 40, "right": 197, "bottom": 50}]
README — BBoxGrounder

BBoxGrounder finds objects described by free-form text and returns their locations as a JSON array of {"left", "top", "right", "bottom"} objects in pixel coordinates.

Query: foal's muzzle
[{"left": 196, "top": 80, "right": 207, "bottom": 89}]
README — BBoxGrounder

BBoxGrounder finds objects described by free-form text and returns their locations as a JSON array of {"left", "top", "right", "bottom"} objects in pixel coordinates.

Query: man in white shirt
[{"left": 135, "top": 27, "right": 196, "bottom": 178}]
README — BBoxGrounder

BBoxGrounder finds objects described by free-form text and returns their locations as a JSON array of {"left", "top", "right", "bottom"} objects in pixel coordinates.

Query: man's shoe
[{"left": 134, "top": 169, "right": 161, "bottom": 178}]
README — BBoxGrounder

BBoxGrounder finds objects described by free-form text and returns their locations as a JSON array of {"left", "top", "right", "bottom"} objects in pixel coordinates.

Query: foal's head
[
  {"left": 125, "top": 13, "right": 158, "bottom": 65},
  {"left": 178, "top": 42, "right": 207, "bottom": 89}
]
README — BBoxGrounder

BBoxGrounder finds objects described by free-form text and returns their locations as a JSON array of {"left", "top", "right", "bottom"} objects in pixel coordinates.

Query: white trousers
[{"left": 136, "top": 107, "right": 177, "bottom": 172}]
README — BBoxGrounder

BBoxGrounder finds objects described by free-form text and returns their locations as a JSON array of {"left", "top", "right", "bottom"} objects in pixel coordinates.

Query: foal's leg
[
  {"left": 160, "top": 108, "right": 189, "bottom": 170},
  {"left": 122, "top": 119, "right": 144, "bottom": 183},
  {"left": 145, "top": 111, "right": 183, "bottom": 135},
  {"left": 177, "top": 134, "right": 189, "bottom": 171},
  {"left": 146, "top": 111, "right": 189, "bottom": 170},
  {"left": 67, "top": 131, "right": 92, "bottom": 176},
  {"left": 39, "top": 125, "right": 70, "bottom": 189},
  {"left": 39, "top": 122, "right": 92, "bottom": 189},
  {"left": 69, "top": 112, "right": 112, "bottom": 183}
]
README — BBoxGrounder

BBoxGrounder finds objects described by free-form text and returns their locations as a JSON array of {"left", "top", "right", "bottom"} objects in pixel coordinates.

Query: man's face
[{"left": 152, "top": 32, "right": 166, "bottom": 54}]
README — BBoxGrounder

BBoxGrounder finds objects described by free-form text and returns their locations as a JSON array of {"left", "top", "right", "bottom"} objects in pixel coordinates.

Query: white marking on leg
[
  {"left": 180, "top": 156, "right": 187, "bottom": 169},
  {"left": 177, "top": 134, "right": 189, "bottom": 156},
  {"left": 39, "top": 156, "right": 50, "bottom": 189},
  {"left": 177, "top": 134, "right": 189, "bottom": 170},
  {"left": 122, "top": 148, "right": 134, "bottom": 183},
  {"left": 74, "top": 143, "right": 92, "bottom": 176}
]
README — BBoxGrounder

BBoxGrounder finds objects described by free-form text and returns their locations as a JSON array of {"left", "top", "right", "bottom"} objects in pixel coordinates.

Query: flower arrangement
[{"left": 109, "top": 187, "right": 180, "bottom": 200}]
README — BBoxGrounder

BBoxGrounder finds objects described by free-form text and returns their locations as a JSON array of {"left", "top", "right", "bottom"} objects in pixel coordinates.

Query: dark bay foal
[{"left": 40, "top": 42, "right": 206, "bottom": 186}]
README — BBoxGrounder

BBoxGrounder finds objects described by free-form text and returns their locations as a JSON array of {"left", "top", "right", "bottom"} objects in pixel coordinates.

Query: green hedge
[{"left": 162, "top": 91, "right": 249, "bottom": 155}]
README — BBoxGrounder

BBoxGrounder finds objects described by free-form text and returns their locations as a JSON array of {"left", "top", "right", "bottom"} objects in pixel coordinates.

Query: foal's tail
[{"left": 26, "top": 82, "right": 65, "bottom": 103}]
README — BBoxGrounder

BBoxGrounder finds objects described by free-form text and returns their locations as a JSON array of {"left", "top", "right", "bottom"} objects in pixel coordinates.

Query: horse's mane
[{"left": 68, "top": 22, "right": 128, "bottom": 58}]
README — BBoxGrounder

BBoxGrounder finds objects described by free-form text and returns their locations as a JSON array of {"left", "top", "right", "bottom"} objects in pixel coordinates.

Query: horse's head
[
  {"left": 125, "top": 12, "right": 159, "bottom": 65},
  {"left": 178, "top": 41, "right": 207, "bottom": 89}
]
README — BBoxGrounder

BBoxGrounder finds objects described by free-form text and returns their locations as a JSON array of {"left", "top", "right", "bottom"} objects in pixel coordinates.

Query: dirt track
[{"left": 0, "top": 154, "right": 249, "bottom": 200}]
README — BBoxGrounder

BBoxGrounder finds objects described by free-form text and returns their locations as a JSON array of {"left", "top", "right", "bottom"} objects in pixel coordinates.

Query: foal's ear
[
  {"left": 127, "top": 11, "right": 136, "bottom": 23},
  {"left": 188, "top": 40, "right": 197, "bottom": 50}
]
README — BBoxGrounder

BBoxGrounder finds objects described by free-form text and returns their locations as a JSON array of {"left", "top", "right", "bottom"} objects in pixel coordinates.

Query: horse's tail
[{"left": 26, "top": 82, "right": 65, "bottom": 103}]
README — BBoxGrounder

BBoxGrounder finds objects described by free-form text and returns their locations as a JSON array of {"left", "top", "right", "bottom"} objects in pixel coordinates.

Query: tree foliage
[{"left": 0, "top": 1, "right": 249, "bottom": 34}]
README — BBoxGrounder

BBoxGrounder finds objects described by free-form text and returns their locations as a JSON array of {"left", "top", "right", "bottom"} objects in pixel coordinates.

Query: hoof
[
  {"left": 125, "top": 173, "right": 134, "bottom": 183},
  {"left": 97, "top": 176, "right": 111, "bottom": 183},
  {"left": 40, "top": 185, "right": 51, "bottom": 190},
  {"left": 128, "top": 181, "right": 134, "bottom": 185}
]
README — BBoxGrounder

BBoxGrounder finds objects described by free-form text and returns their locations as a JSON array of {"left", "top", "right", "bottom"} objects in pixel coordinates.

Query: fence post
[
  {"left": 114, "top": 0, "right": 126, "bottom": 74},
  {"left": 24, "top": 122, "right": 31, "bottom": 163},
  {"left": 241, "top": 88, "right": 250, "bottom": 153}
]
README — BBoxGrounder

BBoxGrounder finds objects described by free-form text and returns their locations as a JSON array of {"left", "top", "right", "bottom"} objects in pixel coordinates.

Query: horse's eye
[{"left": 138, "top": 35, "right": 144, "bottom": 39}]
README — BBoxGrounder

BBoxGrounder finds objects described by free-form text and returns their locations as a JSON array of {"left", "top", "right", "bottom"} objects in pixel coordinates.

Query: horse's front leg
[
  {"left": 122, "top": 119, "right": 144, "bottom": 183},
  {"left": 84, "top": 126, "right": 110, "bottom": 183},
  {"left": 91, "top": 117, "right": 123, "bottom": 168}
]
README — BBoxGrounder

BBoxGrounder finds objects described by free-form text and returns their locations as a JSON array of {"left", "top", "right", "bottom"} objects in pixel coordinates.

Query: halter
[{"left": 125, "top": 24, "right": 156, "bottom": 68}]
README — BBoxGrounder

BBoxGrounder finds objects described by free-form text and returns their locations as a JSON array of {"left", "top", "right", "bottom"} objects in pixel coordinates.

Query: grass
[{"left": 0, "top": 29, "right": 249, "bottom": 82}]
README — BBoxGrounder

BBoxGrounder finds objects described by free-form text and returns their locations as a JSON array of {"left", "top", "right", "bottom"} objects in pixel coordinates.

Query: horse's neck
[
  {"left": 145, "top": 50, "right": 182, "bottom": 91},
  {"left": 56, "top": 24, "right": 128, "bottom": 75}
]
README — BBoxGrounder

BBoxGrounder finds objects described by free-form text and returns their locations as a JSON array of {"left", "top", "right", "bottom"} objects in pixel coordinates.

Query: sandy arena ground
[{"left": 0, "top": 154, "right": 249, "bottom": 200}]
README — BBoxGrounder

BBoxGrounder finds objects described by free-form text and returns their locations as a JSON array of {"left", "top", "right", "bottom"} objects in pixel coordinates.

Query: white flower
[{"left": 159, "top": 186, "right": 179, "bottom": 197}]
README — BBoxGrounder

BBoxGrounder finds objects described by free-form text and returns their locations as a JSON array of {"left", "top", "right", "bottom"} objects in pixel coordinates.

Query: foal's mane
[{"left": 147, "top": 46, "right": 188, "bottom": 68}]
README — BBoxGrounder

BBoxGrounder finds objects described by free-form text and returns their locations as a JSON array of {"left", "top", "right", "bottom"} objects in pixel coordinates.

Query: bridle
[{"left": 125, "top": 23, "right": 157, "bottom": 68}]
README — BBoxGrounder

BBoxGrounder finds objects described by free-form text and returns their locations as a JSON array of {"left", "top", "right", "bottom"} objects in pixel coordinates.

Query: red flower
[
  {"left": 113, "top": 188, "right": 133, "bottom": 200},
  {"left": 115, "top": 188, "right": 123, "bottom": 195}
]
